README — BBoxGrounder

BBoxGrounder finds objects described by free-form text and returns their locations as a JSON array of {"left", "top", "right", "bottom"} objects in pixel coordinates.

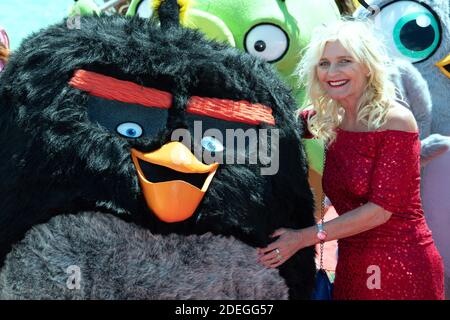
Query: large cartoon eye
[
  {"left": 201, "top": 136, "right": 224, "bottom": 153},
  {"left": 373, "top": 1, "right": 441, "bottom": 63},
  {"left": 244, "top": 24, "right": 289, "bottom": 63},
  {"left": 117, "top": 122, "right": 143, "bottom": 138},
  {"left": 136, "top": 0, "right": 154, "bottom": 19}
]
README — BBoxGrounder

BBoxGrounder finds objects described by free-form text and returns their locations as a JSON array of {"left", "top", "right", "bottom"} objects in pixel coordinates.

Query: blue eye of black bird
[
  {"left": 254, "top": 40, "right": 266, "bottom": 52},
  {"left": 201, "top": 136, "right": 224, "bottom": 152},
  {"left": 186, "top": 114, "right": 259, "bottom": 164},
  {"left": 117, "top": 122, "right": 144, "bottom": 138},
  {"left": 207, "top": 142, "right": 215, "bottom": 151},
  {"left": 86, "top": 96, "right": 169, "bottom": 140}
]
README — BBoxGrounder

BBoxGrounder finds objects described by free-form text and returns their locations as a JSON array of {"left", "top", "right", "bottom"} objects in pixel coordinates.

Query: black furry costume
[
  {"left": 0, "top": 212, "right": 289, "bottom": 299},
  {"left": 0, "top": 0, "right": 315, "bottom": 299}
]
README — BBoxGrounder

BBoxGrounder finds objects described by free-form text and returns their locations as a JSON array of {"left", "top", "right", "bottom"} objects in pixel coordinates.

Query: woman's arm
[
  {"left": 257, "top": 202, "right": 392, "bottom": 268},
  {"left": 258, "top": 104, "right": 417, "bottom": 268}
]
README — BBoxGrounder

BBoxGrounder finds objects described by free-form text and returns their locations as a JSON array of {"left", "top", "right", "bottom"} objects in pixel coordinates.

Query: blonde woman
[{"left": 257, "top": 19, "right": 444, "bottom": 300}]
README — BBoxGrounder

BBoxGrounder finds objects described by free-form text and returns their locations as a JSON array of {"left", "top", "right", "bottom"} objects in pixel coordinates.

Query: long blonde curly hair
[{"left": 297, "top": 19, "right": 398, "bottom": 144}]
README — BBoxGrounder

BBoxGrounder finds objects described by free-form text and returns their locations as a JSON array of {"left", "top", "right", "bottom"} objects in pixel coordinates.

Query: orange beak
[
  {"left": 131, "top": 142, "right": 219, "bottom": 223},
  {"left": 436, "top": 53, "right": 450, "bottom": 79}
]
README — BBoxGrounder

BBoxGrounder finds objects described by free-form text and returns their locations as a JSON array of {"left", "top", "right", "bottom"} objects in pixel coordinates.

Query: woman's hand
[{"left": 257, "top": 228, "right": 304, "bottom": 269}]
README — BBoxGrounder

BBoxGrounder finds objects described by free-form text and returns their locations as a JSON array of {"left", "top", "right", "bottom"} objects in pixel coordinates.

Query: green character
[
  {"left": 185, "top": 0, "right": 339, "bottom": 215},
  {"left": 187, "top": 0, "right": 339, "bottom": 105},
  {"left": 126, "top": 0, "right": 190, "bottom": 22},
  {"left": 70, "top": 0, "right": 101, "bottom": 16},
  {"left": 127, "top": 0, "right": 339, "bottom": 107}
]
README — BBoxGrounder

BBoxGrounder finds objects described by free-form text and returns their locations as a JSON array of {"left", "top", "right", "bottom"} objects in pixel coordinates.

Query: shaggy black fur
[{"left": 0, "top": 9, "right": 315, "bottom": 299}]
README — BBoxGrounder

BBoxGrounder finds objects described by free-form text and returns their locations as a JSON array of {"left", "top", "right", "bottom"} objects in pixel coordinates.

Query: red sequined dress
[{"left": 322, "top": 128, "right": 444, "bottom": 300}]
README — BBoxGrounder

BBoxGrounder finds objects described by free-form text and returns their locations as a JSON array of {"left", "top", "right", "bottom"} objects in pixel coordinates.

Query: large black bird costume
[{"left": 0, "top": 0, "right": 315, "bottom": 299}]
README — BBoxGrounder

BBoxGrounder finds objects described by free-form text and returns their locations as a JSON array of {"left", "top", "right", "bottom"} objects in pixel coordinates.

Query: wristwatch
[{"left": 316, "top": 223, "right": 327, "bottom": 241}]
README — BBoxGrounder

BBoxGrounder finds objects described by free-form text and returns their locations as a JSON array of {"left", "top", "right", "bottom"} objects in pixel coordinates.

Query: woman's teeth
[{"left": 328, "top": 80, "right": 349, "bottom": 87}]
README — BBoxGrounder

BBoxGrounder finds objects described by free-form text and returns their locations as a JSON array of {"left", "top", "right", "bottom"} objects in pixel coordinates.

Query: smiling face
[{"left": 316, "top": 40, "right": 370, "bottom": 105}]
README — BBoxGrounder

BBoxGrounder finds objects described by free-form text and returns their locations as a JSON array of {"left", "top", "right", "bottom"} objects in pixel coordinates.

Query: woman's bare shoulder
[{"left": 380, "top": 103, "right": 418, "bottom": 133}]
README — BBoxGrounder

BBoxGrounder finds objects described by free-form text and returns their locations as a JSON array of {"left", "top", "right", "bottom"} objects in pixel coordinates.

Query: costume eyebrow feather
[
  {"left": 187, "top": 96, "right": 275, "bottom": 126},
  {"left": 69, "top": 69, "right": 275, "bottom": 125},
  {"left": 69, "top": 70, "right": 172, "bottom": 109}
]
